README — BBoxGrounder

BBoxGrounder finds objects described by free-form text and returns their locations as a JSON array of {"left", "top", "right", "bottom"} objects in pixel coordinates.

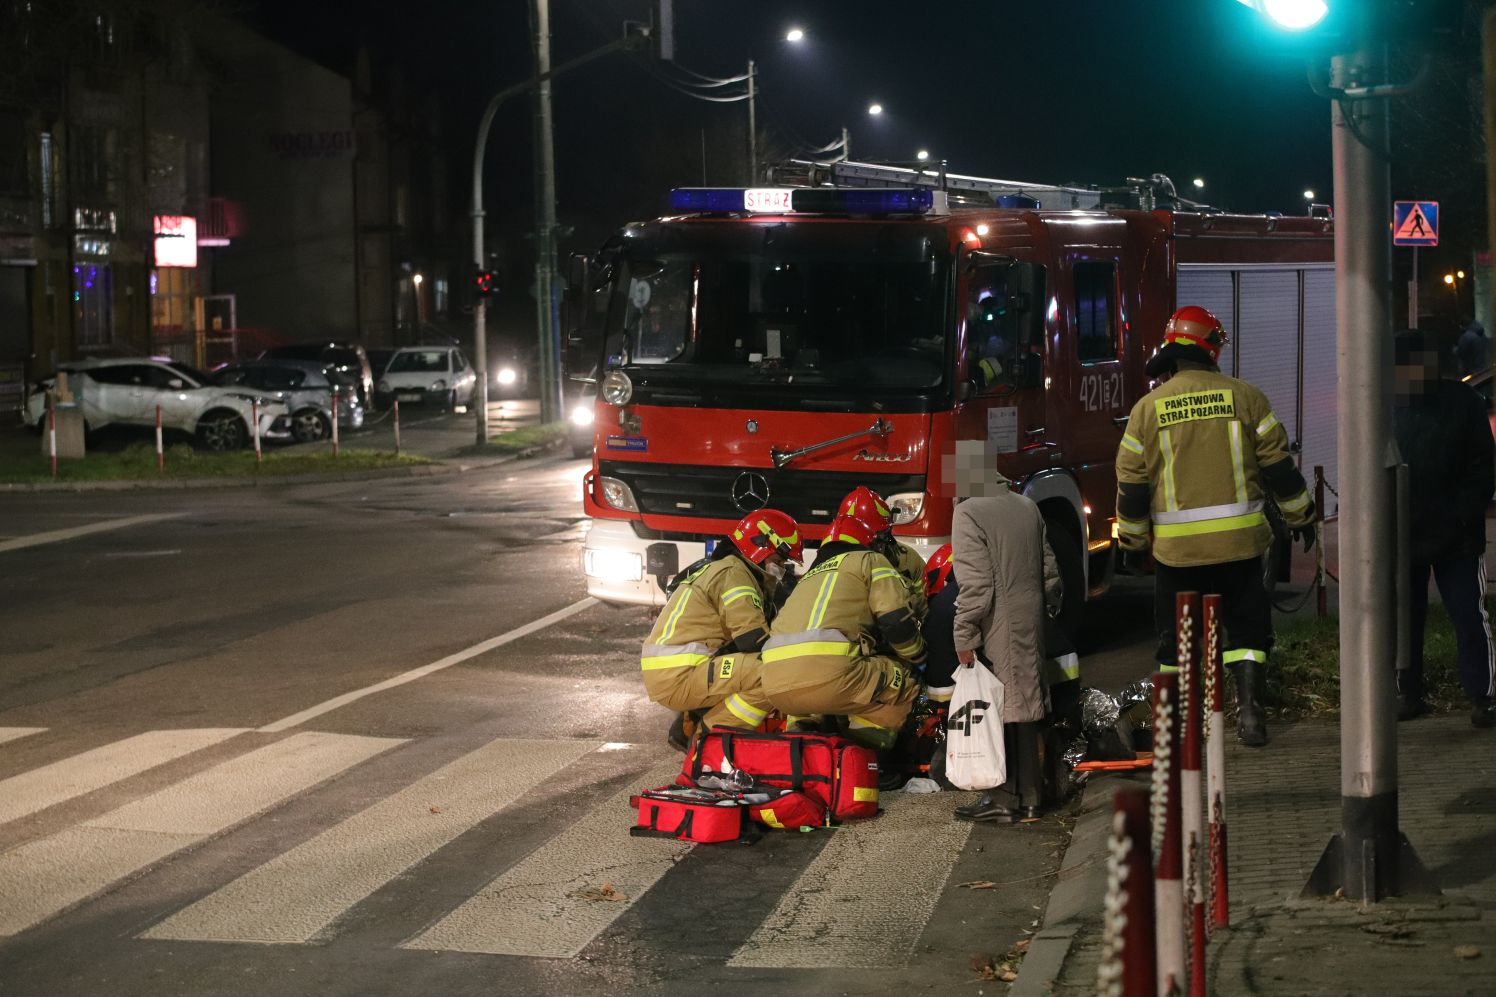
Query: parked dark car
[
  {"left": 213, "top": 360, "right": 365, "bottom": 443},
  {"left": 365, "top": 348, "right": 394, "bottom": 382},
  {"left": 258, "top": 342, "right": 374, "bottom": 408}
]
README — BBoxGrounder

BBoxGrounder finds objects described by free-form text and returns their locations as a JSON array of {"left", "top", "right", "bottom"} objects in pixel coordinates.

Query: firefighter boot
[
  {"left": 1234, "top": 662, "right": 1269, "bottom": 747},
  {"left": 666, "top": 713, "right": 690, "bottom": 753}
]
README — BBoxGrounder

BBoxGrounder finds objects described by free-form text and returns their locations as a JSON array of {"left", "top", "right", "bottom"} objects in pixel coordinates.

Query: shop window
[
  {"left": 1075, "top": 261, "right": 1118, "bottom": 365},
  {"left": 73, "top": 263, "right": 114, "bottom": 346},
  {"left": 150, "top": 266, "right": 196, "bottom": 336}
]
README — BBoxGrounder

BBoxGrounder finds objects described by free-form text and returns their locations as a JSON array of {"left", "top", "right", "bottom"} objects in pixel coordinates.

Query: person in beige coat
[{"left": 946, "top": 445, "right": 1062, "bottom": 822}]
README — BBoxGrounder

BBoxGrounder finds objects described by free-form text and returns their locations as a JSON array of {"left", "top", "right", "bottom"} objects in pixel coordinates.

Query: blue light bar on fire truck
[{"left": 668, "top": 187, "right": 940, "bottom": 215}]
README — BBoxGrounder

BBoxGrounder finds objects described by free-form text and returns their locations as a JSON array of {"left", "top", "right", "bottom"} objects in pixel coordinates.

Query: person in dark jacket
[{"left": 1393, "top": 331, "right": 1496, "bottom": 727}]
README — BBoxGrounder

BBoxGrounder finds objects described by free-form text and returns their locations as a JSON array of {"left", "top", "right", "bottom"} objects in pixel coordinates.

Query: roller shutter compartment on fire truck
[{"left": 1174, "top": 261, "right": 1337, "bottom": 581}]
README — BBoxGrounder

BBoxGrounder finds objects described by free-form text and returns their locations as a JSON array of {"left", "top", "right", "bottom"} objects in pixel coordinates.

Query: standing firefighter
[
  {"left": 1115, "top": 305, "right": 1315, "bottom": 747},
  {"left": 761, "top": 511, "right": 926, "bottom": 750},
  {"left": 641, "top": 509, "right": 803, "bottom": 744}
]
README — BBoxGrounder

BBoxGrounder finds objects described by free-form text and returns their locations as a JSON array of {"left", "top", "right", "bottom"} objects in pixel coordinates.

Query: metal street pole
[
  {"left": 1304, "top": 23, "right": 1431, "bottom": 903},
  {"left": 746, "top": 59, "right": 757, "bottom": 184},
  {"left": 1485, "top": 9, "right": 1496, "bottom": 337},
  {"left": 468, "top": 32, "right": 635, "bottom": 446},
  {"left": 533, "top": 0, "right": 562, "bottom": 425}
]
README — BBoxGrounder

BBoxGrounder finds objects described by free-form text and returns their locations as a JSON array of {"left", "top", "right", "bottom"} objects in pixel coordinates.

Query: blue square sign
[{"left": 1392, "top": 200, "right": 1438, "bottom": 247}]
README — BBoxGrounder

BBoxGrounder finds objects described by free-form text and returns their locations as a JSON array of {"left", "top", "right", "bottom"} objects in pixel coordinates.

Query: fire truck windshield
[{"left": 604, "top": 222, "right": 951, "bottom": 400}]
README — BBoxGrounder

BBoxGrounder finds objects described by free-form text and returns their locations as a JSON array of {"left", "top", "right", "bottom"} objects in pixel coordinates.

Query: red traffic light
[{"left": 474, "top": 270, "right": 498, "bottom": 297}]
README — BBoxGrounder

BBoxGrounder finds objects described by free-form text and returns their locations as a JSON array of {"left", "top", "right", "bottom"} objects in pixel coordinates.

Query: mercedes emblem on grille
[{"left": 731, "top": 471, "right": 770, "bottom": 512}]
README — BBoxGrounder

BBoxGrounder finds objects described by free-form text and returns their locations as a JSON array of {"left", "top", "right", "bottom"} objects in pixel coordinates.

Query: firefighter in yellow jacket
[
  {"left": 761, "top": 510, "right": 926, "bottom": 750},
  {"left": 1115, "top": 305, "right": 1316, "bottom": 747},
  {"left": 641, "top": 509, "right": 803, "bottom": 741},
  {"left": 839, "top": 486, "right": 929, "bottom": 623}
]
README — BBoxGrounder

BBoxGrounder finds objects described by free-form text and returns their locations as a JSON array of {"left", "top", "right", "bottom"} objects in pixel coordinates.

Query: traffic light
[
  {"left": 474, "top": 270, "right": 498, "bottom": 298},
  {"left": 1235, "top": 0, "right": 1461, "bottom": 47}
]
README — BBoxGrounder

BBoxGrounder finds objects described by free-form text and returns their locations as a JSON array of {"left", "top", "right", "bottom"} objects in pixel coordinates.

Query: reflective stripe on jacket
[
  {"left": 1115, "top": 364, "right": 1312, "bottom": 567},
  {"left": 768, "top": 547, "right": 926, "bottom": 667}
]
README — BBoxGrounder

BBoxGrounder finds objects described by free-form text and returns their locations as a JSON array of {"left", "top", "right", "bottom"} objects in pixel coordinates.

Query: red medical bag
[{"left": 682, "top": 729, "right": 880, "bottom": 822}]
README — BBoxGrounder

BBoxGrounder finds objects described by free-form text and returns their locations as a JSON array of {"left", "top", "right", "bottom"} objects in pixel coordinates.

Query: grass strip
[
  {"left": 0, "top": 441, "right": 429, "bottom": 483},
  {"left": 465, "top": 422, "right": 568, "bottom": 456},
  {"left": 1269, "top": 601, "right": 1482, "bottom": 718}
]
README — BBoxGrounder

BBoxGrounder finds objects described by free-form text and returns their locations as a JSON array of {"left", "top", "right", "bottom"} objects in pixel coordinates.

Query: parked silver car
[
  {"left": 25, "top": 357, "right": 291, "bottom": 450},
  {"left": 213, "top": 360, "right": 365, "bottom": 443}
]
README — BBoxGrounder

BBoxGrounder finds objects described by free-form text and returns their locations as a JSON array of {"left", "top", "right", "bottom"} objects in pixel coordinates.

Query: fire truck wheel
[{"left": 1044, "top": 509, "right": 1085, "bottom": 636}]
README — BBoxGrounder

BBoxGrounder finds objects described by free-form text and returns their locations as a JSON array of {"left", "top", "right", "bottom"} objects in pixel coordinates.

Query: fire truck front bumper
[{"left": 581, "top": 519, "right": 707, "bottom": 608}]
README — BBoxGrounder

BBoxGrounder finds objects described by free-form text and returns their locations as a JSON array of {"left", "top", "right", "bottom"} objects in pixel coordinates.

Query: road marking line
[
  {"left": 0, "top": 514, "right": 185, "bottom": 555},
  {"left": 0, "top": 731, "right": 402, "bottom": 937},
  {"left": 727, "top": 794, "right": 973, "bottom": 968},
  {"left": 0, "top": 728, "right": 46, "bottom": 747},
  {"left": 403, "top": 760, "right": 687, "bottom": 957},
  {"left": 258, "top": 597, "right": 599, "bottom": 733},
  {"left": 0, "top": 729, "right": 246, "bottom": 827},
  {"left": 143, "top": 738, "right": 602, "bottom": 944}
]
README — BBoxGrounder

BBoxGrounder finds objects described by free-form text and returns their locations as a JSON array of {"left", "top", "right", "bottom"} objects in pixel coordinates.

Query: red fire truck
[{"left": 577, "top": 161, "right": 1336, "bottom": 627}]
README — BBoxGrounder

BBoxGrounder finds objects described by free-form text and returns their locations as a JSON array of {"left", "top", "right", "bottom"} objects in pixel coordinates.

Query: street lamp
[
  {"left": 1457, "top": 269, "right": 1466, "bottom": 279},
  {"left": 867, "top": 102, "right": 883, "bottom": 116},
  {"left": 1304, "top": 188, "right": 1316, "bottom": 200},
  {"left": 916, "top": 149, "right": 929, "bottom": 161},
  {"left": 1192, "top": 177, "right": 1206, "bottom": 190},
  {"left": 785, "top": 27, "right": 804, "bottom": 42},
  {"left": 412, "top": 273, "right": 423, "bottom": 287}
]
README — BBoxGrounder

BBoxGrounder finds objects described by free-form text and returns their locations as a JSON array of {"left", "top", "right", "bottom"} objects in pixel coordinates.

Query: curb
[{"left": 1010, "top": 772, "right": 1136, "bottom": 996}]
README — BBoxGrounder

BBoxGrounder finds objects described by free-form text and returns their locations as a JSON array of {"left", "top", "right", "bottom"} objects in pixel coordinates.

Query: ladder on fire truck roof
[{"left": 773, "top": 158, "right": 1105, "bottom": 210}]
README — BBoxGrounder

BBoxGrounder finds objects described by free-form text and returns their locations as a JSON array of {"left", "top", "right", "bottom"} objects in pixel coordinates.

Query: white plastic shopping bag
[{"left": 945, "top": 662, "right": 1006, "bottom": 790}]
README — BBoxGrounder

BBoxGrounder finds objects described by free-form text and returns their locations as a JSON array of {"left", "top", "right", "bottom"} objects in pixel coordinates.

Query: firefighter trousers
[
  {"left": 642, "top": 652, "right": 772, "bottom": 730},
  {"left": 1152, "top": 556, "right": 1272, "bottom": 672},
  {"left": 761, "top": 652, "right": 920, "bottom": 750}
]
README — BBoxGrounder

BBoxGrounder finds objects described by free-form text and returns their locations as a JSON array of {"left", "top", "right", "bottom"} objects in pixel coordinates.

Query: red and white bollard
[
  {"left": 393, "top": 398, "right": 401, "bottom": 455},
  {"left": 1097, "top": 787, "right": 1157, "bottom": 997},
  {"left": 1151, "top": 670, "right": 1184, "bottom": 997},
  {"left": 1203, "top": 593, "right": 1230, "bottom": 931},
  {"left": 331, "top": 388, "right": 340, "bottom": 458},
  {"left": 1177, "top": 593, "right": 1206, "bottom": 997},
  {"left": 251, "top": 399, "right": 262, "bottom": 465},
  {"left": 48, "top": 395, "right": 57, "bottom": 477},
  {"left": 155, "top": 404, "right": 164, "bottom": 474}
]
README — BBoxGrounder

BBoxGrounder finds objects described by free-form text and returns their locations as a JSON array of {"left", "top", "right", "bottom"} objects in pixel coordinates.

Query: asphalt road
[{"left": 0, "top": 454, "right": 1157, "bottom": 997}]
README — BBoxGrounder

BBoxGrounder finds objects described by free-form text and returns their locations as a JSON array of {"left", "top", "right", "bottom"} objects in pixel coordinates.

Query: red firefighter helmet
[
  {"left": 1162, "top": 305, "right": 1229, "bottom": 362},
  {"left": 839, "top": 486, "right": 893, "bottom": 532},
  {"left": 924, "top": 543, "right": 954, "bottom": 597},
  {"left": 731, "top": 509, "right": 804, "bottom": 565},
  {"left": 823, "top": 511, "right": 880, "bottom": 548}
]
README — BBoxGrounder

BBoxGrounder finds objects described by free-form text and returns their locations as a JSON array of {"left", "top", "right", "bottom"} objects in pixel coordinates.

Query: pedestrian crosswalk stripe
[
  {"left": 403, "top": 761, "right": 688, "bottom": 958},
  {"left": 0, "top": 729, "right": 246, "bottom": 828},
  {"left": 0, "top": 728, "right": 46, "bottom": 747},
  {"left": 143, "top": 738, "right": 603, "bottom": 945},
  {"left": 727, "top": 794, "right": 972, "bottom": 968},
  {"left": 0, "top": 731, "right": 402, "bottom": 937}
]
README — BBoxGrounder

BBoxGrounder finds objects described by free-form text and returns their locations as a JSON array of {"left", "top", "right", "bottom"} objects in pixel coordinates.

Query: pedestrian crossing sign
[{"left": 1393, "top": 200, "right": 1438, "bottom": 247}]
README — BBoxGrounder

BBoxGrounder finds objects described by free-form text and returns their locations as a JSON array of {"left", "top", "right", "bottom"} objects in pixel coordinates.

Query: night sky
[{"left": 248, "top": 0, "right": 1482, "bottom": 288}]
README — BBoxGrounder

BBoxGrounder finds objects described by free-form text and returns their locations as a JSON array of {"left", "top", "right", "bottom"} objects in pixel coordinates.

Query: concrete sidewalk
[{"left": 1020, "top": 716, "right": 1493, "bottom": 996}]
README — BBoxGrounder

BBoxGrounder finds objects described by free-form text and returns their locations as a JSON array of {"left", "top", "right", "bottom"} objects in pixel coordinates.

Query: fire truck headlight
[
  {"left": 584, "top": 547, "right": 644, "bottom": 583},
  {"left": 887, "top": 492, "right": 925, "bottom": 526},
  {"left": 598, "top": 476, "right": 639, "bottom": 512},
  {"left": 570, "top": 404, "right": 594, "bottom": 427},
  {"left": 601, "top": 370, "right": 633, "bottom": 406}
]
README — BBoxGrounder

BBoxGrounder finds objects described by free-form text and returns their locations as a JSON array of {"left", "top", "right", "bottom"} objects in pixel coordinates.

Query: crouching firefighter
[
  {"left": 761, "top": 511, "right": 926, "bottom": 751},
  {"left": 641, "top": 509, "right": 804, "bottom": 749},
  {"left": 1115, "top": 305, "right": 1316, "bottom": 747},
  {"left": 839, "top": 486, "right": 929, "bottom": 623}
]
